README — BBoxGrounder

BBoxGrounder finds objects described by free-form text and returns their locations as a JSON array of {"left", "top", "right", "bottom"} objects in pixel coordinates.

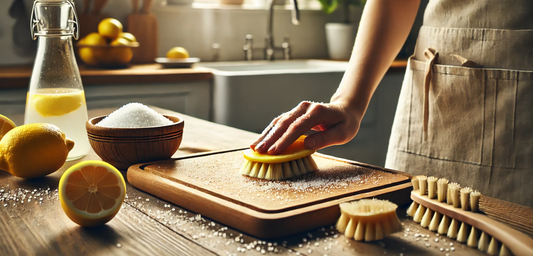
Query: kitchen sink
[{"left": 196, "top": 60, "right": 349, "bottom": 133}]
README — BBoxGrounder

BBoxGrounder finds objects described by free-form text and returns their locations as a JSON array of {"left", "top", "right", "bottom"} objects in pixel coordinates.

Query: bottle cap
[{"left": 30, "top": 0, "right": 79, "bottom": 40}]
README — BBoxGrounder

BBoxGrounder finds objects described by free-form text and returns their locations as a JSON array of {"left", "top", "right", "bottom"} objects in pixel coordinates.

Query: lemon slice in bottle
[{"left": 30, "top": 89, "right": 86, "bottom": 117}]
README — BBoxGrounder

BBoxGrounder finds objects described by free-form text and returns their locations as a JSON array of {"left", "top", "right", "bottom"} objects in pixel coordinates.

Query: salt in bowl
[{"left": 86, "top": 114, "right": 184, "bottom": 170}]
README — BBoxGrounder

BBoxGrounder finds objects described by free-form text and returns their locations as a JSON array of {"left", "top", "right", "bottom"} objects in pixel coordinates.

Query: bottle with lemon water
[{"left": 25, "top": 0, "right": 90, "bottom": 160}]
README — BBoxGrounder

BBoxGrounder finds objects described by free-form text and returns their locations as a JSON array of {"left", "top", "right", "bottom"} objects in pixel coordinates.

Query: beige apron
[{"left": 385, "top": 0, "right": 533, "bottom": 207}]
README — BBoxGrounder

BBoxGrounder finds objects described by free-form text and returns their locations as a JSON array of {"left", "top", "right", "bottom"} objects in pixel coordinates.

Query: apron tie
[{"left": 423, "top": 48, "right": 438, "bottom": 140}]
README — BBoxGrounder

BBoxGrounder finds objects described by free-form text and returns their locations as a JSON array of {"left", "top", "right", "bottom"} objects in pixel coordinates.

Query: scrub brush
[
  {"left": 336, "top": 199, "right": 402, "bottom": 241},
  {"left": 407, "top": 175, "right": 533, "bottom": 256},
  {"left": 241, "top": 135, "right": 318, "bottom": 180}
]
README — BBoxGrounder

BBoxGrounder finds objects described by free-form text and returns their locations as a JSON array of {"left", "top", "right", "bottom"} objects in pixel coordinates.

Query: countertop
[
  {"left": 0, "top": 107, "right": 487, "bottom": 256},
  {"left": 0, "top": 64, "right": 213, "bottom": 89},
  {"left": 0, "top": 60, "right": 407, "bottom": 89}
]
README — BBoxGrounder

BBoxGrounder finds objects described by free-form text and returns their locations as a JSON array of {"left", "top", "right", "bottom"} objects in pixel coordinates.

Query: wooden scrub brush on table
[
  {"left": 407, "top": 175, "right": 533, "bottom": 256},
  {"left": 336, "top": 199, "right": 402, "bottom": 241},
  {"left": 241, "top": 135, "right": 318, "bottom": 180}
]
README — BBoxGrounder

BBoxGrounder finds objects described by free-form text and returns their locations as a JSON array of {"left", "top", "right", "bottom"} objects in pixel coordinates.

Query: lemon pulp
[
  {"left": 0, "top": 114, "right": 16, "bottom": 140},
  {"left": 59, "top": 160, "right": 126, "bottom": 227},
  {"left": 29, "top": 88, "right": 85, "bottom": 117}
]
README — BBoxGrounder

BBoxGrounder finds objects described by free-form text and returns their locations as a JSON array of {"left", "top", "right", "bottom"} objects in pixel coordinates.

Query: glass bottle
[{"left": 25, "top": 0, "right": 89, "bottom": 160}]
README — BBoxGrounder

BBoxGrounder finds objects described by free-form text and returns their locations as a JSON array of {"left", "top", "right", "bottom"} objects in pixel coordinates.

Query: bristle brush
[
  {"left": 241, "top": 135, "right": 318, "bottom": 180},
  {"left": 407, "top": 176, "right": 533, "bottom": 256}
]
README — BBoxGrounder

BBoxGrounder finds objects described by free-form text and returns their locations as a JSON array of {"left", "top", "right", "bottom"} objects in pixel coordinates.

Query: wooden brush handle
[{"left": 411, "top": 191, "right": 533, "bottom": 256}]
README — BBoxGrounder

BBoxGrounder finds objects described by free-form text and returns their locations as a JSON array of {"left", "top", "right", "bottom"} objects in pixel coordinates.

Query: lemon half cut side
[
  {"left": 0, "top": 114, "right": 16, "bottom": 140},
  {"left": 30, "top": 89, "right": 86, "bottom": 117},
  {"left": 59, "top": 160, "right": 126, "bottom": 227}
]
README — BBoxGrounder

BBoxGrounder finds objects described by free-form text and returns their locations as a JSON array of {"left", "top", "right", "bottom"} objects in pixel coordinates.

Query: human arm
[{"left": 253, "top": 0, "right": 421, "bottom": 155}]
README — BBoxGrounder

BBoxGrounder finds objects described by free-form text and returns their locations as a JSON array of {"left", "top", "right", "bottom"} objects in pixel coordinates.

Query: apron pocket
[{"left": 395, "top": 57, "right": 533, "bottom": 169}]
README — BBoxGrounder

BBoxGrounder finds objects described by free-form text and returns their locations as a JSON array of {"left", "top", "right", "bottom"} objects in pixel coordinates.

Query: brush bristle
[
  {"left": 470, "top": 191, "right": 481, "bottom": 212},
  {"left": 407, "top": 176, "right": 510, "bottom": 256},
  {"left": 337, "top": 199, "right": 402, "bottom": 241},
  {"left": 406, "top": 201, "right": 419, "bottom": 217},
  {"left": 448, "top": 183, "right": 461, "bottom": 208},
  {"left": 467, "top": 226, "right": 479, "bottom": 247},
  {"left": 500, "top": 244, "right": 512, "bottom": 256},
  {"left": 437, "top": 178, "right": 448, "bottom": 202},
  {"left": 438, "top": 214, "right": 450, "bottom": 235},
  {"left": 447, "top": 218, "right": 459, "bottom": 239},
  {"left": 460, "top": 187, "right": 473, "bottom": 211},
  {"left": 429, "top": 211, "right": 441, "bottom": 231},
  {"left": 457, "top": 222, "right": 469, "bottom": 243},
  {"left": 411, "top": 176, "right": 420, "bottom": 190},
  {"left": 421, "top": 208, "right": 433, "bottom": 228},
  {"left": 488, "top": 237, "right": 499, "bottom": 255},
  {"left": 241, "top": 155, "right": 317, "bottom": 180},
  {"left": 478, "top": 231, "right": 490, "bottom": 252},
  {"left": 413, "top": 204, "right": 426, "bottom": 223},
  {"left": 418, "top": 176, "right": 428, "bottom": 195},
  {"left": 427, "top": 176, "right": 438, "bottom": 199}
]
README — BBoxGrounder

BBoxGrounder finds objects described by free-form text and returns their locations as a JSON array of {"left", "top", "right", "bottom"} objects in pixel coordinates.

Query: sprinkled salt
[{"left": 96, "top": 102, "right": 173, "bottom": 128}]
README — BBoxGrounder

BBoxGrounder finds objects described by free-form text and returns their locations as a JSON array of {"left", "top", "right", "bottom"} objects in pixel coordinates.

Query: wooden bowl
[{"left": 86, "top": 114, "right": 184, "bottom": 170}]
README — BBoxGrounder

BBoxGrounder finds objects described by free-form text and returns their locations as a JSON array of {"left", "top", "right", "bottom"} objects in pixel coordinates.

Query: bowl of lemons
[
  {"left": 77, "top": 18, "right": 139, "bottom": 68},
  {"left": 155, "top": 46, "right": 200, "bottom": 68}
]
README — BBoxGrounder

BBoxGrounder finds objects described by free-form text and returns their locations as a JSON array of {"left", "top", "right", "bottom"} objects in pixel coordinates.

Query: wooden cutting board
[
  {"left": 127, "top": 149, "right": 412, "bottom": 239},
  {"left": 127, "top": 14, "right": 158, "bottom": 64}
]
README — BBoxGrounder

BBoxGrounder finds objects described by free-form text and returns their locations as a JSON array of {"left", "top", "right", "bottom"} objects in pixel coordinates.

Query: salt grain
[{"left": 96, "top": 102, "right": 173, "bottom": 128}]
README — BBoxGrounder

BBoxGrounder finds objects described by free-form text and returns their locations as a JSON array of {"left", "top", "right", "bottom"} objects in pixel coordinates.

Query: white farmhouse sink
[
  {"left": 197, "top": 60, "right": 349, "bottom": 74},
  {"left": 196, "top": 60, "right": 350, "bottom": 133}
]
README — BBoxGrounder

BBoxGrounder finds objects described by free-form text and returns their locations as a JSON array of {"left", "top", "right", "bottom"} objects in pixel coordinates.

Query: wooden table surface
[{"left": 0, "top": 107, "right": 487, "bottom": 256}]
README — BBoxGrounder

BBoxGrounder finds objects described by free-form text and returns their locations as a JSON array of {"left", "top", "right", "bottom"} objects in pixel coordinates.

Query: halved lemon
[
  {"left": 0, "top": 114, "right": 16, "bottom": 140},
  {"left": 30, "top": 89, "right": 86, "bottom": 117},
  {"left": 59, "top": 160, "right": 126, "bottom": 227},
  {"left": 243, "top": 135, "right": 315, "bottom": 164}
]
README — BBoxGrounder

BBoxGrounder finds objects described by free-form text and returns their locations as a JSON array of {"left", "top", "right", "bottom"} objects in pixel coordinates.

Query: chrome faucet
[{"left": 243, "top": 0, "right": 300, "bottom": 61}]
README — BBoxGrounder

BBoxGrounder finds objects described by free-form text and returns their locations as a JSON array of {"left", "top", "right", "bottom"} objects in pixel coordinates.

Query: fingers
[
  {"left": 306, "top": 123, "right": 353, "bottom": 150},
  {"left": 252, "top": 101, "right": 313, "bottom": 153},
  {"left": 251, "top": 101, "right": 360, "bottom": 155},
  {"left": 268, "top": 104, "right": 329, "bottom": 154},
  {"left": 250, "top": 119, "right": 276, "bottom": 150}
]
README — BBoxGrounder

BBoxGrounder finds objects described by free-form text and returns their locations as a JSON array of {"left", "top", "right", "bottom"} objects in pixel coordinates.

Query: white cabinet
[
  {"left": 0, "top": 81, "right": 211, "bottom": 122},
  {"left": 84, "top": 82, "right": 210, "bottom": 120}
]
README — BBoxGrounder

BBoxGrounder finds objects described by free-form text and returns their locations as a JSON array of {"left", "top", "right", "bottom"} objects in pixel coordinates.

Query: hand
[{"left": 251, "top": 101, "right": 362, "bottom": 155}]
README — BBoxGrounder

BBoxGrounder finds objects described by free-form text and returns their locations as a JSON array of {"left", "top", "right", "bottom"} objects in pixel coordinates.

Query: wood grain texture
[
  {"left": 78, "top": 13, "right": 109, "bottom": 39},
  {"left": 0, "top": 64, "right": 212, "bottom": 89},
  {"left": 127, "top": 149, "right": 411, "bottom": 239},
  {"left": 411, "top": 191, "right": 533, "bottom": 256},
  {"left": 128, "top": 14, "right": 158, "bottom": 64},
  {"left": 86, "top": 114, "right": 184, "bottom": 169},
  {"left": 0, "top": 108, "right": 495, "bottom": 256},
  {"left": 0, "top": 156, "right": 216, "bottom": 256}
]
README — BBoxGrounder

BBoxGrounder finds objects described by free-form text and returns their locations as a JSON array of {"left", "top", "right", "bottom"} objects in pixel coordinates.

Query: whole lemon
[
  {"left": 0, "top": 123, "right": 75, "bottom": 178},
  {"left": 109, "top": 38, "right": 133, "bottom": 64},
  {"left": 79, "top": 32, "right": 106, "bottom": 66},
  {"left": 98, "top": 18, "right": 123, "bottom": 40},
  {"left": 97, "top": 38, "right": 133, "bottom": 65},
  {"left": 166, "top": 47, "right": 189, "bottom": 59},
  {"left": 120, "top": 32, "right": 137, "bottom": 43},
  {"left": 82, "top": 32, "right": 106, "bottom": 46}
]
